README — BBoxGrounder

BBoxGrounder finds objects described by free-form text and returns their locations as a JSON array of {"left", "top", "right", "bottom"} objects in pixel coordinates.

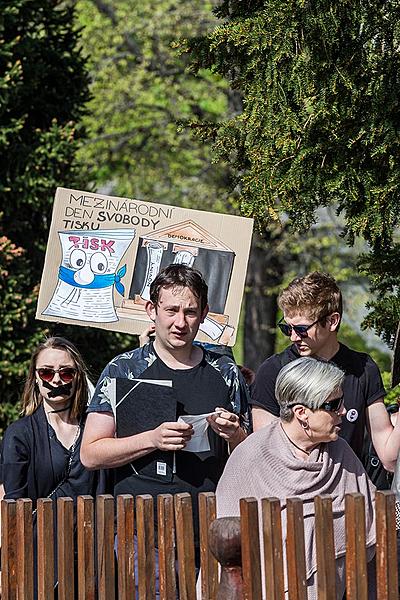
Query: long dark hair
[{"left": 22, "top": 337, "right": 89, "bottom": 420}]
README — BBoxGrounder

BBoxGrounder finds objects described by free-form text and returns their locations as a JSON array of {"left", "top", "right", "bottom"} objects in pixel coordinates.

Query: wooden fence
[{"left": 1, "top": 490, "right": 398, "bottom": 599}]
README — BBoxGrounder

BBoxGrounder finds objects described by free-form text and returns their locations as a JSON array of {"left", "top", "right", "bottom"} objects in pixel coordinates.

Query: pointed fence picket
[{"left": 0, "top": 490, "right": 397, "bottom": 599}]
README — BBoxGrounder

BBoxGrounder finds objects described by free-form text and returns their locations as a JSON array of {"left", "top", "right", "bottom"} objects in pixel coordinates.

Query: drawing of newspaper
[{"left": 42, "top": 229, "right": 135, "bottom": 323}]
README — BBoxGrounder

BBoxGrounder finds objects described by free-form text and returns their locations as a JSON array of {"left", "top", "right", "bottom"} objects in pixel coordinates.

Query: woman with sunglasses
[
  {"left": 1, "top": 337, "right": 109, "bottom": 591},
  {"left": 216, "top": 357, "right": 376, "bottom": 599}
]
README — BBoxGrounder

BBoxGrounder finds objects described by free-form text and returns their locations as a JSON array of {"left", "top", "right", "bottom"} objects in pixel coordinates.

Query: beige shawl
[{"left": 216, "top": 420, "right": 376, "bottom": 596}]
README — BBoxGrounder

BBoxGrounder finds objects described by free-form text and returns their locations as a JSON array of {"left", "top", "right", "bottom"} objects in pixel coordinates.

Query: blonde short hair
[{"left": 278, "top": 271, "right": 342, "bottom": 324}]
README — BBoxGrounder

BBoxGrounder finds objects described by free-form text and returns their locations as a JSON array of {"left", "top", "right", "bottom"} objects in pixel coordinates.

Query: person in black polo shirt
[
  {"left": 251, "top": 271, "right": 400, "bottom": 474},
  {"left": 81, "top": 265, "right": 250, "bottom": 568}
]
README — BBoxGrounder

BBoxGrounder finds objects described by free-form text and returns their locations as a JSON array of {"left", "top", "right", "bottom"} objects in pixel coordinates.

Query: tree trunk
[{"left": 244, "top": 230, "right": 286, "bottom": 371}]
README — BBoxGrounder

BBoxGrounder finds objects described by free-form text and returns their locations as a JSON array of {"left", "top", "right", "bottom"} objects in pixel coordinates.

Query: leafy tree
[
  {"left": 184, "top": 0, "right": 400, "bottom": 347},
  {"left": 75, "top": 0, "right": 391, "bottom": 374},
  {"left": 76, "top": 0, "right": 295, "bottom": 368},
  {"left": 0, "top": 0, "right": 132, "bottom": 431},
  {"left": 76, "top": 0, "right": 233, "bottom": 210}
]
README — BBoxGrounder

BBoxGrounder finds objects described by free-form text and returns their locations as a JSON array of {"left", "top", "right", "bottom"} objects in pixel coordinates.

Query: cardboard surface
[{"left": 36, "top": 187, "right": 254, "bottom": 345}]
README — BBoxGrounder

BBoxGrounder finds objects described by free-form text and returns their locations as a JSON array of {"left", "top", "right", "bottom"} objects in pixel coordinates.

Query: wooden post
[
  {"left": 1, "top": 499, "right": 17, "bottom": 600},
  {"left": 208, "top": 517, "right": 243, "bottom": 600},
  {"left": 97, "top": 495, "right": 115, "bottom": 600},
  {"left": 37, "top": 498, "right": 55, "bottom": 600},
  {"left": 136, "top": 494, "right": 156, "bottom": 600},
  {"left": 117, "top": 494, "right": 135, "bottom": 600},
  {"left": 240, "top": 497, "right": 262, "bottom": 600},
  {"left": 345, "top": 492, "right": 368, "bottom": 600},
  {"left": 174, "top": 493, "right": 196, "bottom": 600},
  {"left": 16, "top": 498, "right": 34, "bottom": 600},
  {"left": 262, "top": 497, "right": 284, "bottom": 600},
  {"left": 157, "top": 494, "right": 177, "bottom": 600},
  {"left": 314, "top": 495, "right": 336, "bottom": 600},
  {"left": 286, "top": 497, "right": 307, "bottom": 600},
  {"left": 375, "top": 490, "right": 398, "bottom": 600},
  {"left": 77, "top": 495, "right": 95, "bottom": 600},
  {"left": 199, "top": 492, "right": 218, "bottom": 600},
  {"left": 57, "top": 497, "right": 75, "bottom": 600}
]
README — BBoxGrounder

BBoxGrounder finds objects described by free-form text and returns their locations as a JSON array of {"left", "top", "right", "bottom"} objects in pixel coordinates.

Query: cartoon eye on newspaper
[{"left": 42, "top": 229, "right": 135, "bottom": 323}]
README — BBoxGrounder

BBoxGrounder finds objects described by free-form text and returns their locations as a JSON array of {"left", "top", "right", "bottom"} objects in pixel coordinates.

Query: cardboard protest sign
[{"left": 36, "top": 187, "right": 254, "bottom": 346}]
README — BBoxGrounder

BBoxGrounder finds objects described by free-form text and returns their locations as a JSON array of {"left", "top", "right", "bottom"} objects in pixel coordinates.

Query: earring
[{"left": 300, "top": 420, "right": 309, "bottom": 430}]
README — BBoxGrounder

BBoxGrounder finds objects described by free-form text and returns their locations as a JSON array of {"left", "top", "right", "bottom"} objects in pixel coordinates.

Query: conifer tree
[
  {"left": 0, "top": 1, "right": 131, "bottom": 425},
  {"left": 185, "top": 0, "right": 400, "bottom": 345}
]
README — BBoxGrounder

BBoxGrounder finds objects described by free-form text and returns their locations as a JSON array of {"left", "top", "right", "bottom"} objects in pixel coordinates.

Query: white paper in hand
[{"left": 177, "top": 412, "right": 215, "bottom": 452}]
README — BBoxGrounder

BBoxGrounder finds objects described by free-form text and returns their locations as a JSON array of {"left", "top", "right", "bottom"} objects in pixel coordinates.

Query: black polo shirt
[{"left": 251, "top": 343, "right": 385, "bottom": 460}]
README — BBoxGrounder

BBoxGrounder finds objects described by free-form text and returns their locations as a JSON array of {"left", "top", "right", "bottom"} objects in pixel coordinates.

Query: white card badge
[{"left": 156, "top": 462, "right": 167, "bottom": 476}]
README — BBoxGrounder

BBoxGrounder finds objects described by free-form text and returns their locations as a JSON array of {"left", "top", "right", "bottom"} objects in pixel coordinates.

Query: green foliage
[
  {"left": 381, "top": 372, "right": 400, "bottom": 405},
  {"left": 76, "top": 0, "right": 233, "bottom": 212},
  {"left": 1, "top": 1, "right": 90, "bottom": 261},
  {"left": 184, "top": 0, "right": 400, "bottom": 345},
  {"left": 0, "top": 403, "right": 20, "bottom": 437},
  {"left": 0, "top": 0, "right": 134, "bottom": 431},
  {"left": 0, "top": 231, "right": 47, "bottom": 415},
  {"left": 359, "top": 244, "right": 400, "bottom": 345}
]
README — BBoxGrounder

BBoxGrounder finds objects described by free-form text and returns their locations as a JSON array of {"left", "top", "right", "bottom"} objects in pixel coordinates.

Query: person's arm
[
  {"left": 252, "top": 406, "right": 278, "bottom": 430},
  {"left": 212, "top": 361, "right": 251, "bottom": 451},
  {"left": 2, "top": 425, "right": 30, "bottom": 499},
  {"left": 250, "top": 356, "right": 282, "bottom": 431},
  {"left": 80, "top": 411, "right": 193, "bottom": 470},
  {"left": 366, "top": 399, "right": 400, "bottom": 472}
]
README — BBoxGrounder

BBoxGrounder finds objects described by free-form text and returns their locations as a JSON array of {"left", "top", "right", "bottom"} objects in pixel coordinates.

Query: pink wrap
[{"left": 215, "top": 420, "right": 376, "bottom": 598}]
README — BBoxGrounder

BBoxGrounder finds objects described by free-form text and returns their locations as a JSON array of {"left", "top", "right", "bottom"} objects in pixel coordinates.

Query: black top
[
  {"left": 2, "top": 404, "right": 109, "bottom": 505},
  {"left": 113, "top": 355, "right": 236, "bottom": 501},
  {"left": 2, "top": 405, "right": 110, "bottom": 592},
  {"left": 251, "top": 343, "right": 386, "bottom": 460},
  {"left": 89, "top": 342, "right": 250, "bottom": 542}
]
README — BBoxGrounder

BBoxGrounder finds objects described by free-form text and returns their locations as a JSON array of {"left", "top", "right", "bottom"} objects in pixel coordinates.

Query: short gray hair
[{"left": 275, "top": 357, "right": 345, "bottom": 422}]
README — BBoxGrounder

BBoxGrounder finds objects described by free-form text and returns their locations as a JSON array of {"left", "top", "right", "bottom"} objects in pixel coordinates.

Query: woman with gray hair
[{"left": 216, "top": 357, "right": 376, "bottom": 599}]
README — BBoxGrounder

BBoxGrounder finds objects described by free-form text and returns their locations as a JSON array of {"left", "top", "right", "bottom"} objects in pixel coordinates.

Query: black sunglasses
[
  {"left": 36, "top": 367, "right": 77, "bottom": 384},
  {"left": 278, "top": 316, "right": 324, "bottom": 338},
  {"left": 290, "top": 395, "right": 344, "bottom": 414},
  {"left": 320, "top": 395, "right": 344, "bottom": 413}
]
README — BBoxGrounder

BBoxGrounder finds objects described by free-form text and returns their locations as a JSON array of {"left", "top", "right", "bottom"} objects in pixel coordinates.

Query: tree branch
[{"left": 90, "top": 0, "right": 142, "bottom": 59}]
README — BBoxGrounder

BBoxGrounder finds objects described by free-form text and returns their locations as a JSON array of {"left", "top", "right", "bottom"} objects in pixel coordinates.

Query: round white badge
[{"left": 346, "top": 408, "right": 358, "bottom": 422}]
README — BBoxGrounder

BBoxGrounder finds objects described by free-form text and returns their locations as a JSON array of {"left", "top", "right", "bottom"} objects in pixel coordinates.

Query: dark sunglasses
[
  {"left": 320, "top": 395, "right": 344, "bottom": 413},
  {"left": 278, "top": 316, "right": 324, "bottom": 338},
  {"left": 36, "top": 367, "right": 77, "bottom": 384}
]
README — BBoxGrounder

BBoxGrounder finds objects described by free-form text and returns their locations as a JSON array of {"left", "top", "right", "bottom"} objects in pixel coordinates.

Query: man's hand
[
  {"left": 207, "top": 408, "right": 239, "bottom": 440},
  {"left": 207, "top": 407, "right": 247, "bottom": 451},
  {"left": 139, "top": 323, "right": 156, "bottom": 347},
  {"left": 150, "top": 421, "right": 193, "bottom": 451}
]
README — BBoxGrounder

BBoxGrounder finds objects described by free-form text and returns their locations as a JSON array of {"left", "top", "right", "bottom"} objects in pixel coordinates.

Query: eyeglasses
[
  {"left": 36, "top": 367, "right": 77, "bottom": 384},
  {"left": 278, "top": 316, "right": 324, "bottom": 338},
  {"left": 320, "top": 395, "right": 344, "bottom": 413}
]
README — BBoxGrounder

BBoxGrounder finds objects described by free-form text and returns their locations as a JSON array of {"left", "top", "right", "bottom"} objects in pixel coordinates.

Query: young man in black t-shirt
[
  {"left": 81, "top": 265, "right": 249, "bottom": 535},
  {"left": 251, "top": 272, "right": 400, "bottom": 472}
]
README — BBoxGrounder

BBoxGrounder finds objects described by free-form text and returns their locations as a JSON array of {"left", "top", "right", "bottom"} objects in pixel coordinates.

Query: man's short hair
[
  {"left": 278, "top": 271, "right": 343, "bottom": 324},
  {"left": 276, "top": 357, "right": 345, "bottom": 422},
  {"left": 149, "top": 264, "right": 208, "bottom": 311}
]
